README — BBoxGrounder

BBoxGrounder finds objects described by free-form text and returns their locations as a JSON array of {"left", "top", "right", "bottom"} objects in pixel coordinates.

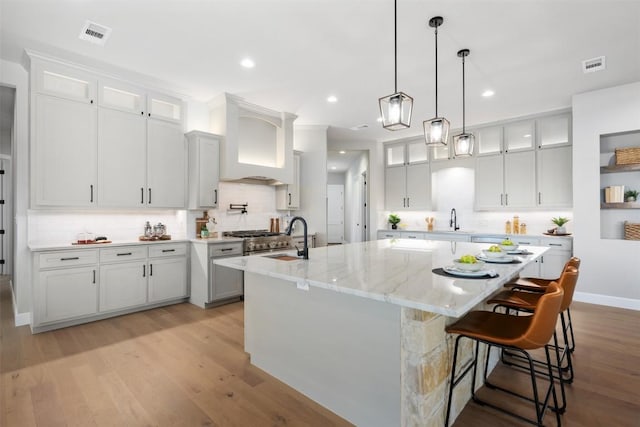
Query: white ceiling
[
  {"left": 327, "top": 150, "right": 366, "bottom": 173},
  {"left": 1, "top": 0, "right": 639, "bottom": 145}
]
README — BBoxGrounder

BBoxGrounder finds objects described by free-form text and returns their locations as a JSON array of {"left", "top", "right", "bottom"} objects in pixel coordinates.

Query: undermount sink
[{"left": 262, "top": 254, "right": 301, "bottom": 261}]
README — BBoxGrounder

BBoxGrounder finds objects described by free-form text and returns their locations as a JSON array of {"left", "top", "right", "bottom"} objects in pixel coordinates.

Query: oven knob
[
  {"left": 269, "top": 241, "right": 277, "bottom": 249},
  {"left": 247, "top": 242, "right": 255, "bottom": 250}
]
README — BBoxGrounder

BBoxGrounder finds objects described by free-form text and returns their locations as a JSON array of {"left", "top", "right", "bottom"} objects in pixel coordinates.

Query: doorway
[
  {"left": 0, "top": 85, "right": 15, "bottom": 278},
  {"left": 327, "top": 185, "right": 344, "bottom": 244}
]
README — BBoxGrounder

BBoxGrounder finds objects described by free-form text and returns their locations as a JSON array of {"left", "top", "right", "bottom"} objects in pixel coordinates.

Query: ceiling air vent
[
  {"left": 582, "top": 56, "right": 606, "bottom": 73},
  {"left": 79, "top": 20, "right": 112, "bottom": 45}
]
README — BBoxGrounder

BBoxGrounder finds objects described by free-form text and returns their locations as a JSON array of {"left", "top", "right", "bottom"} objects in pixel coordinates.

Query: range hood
[{"left": 209, "top": 93, "right": 297, "bottom": 185}]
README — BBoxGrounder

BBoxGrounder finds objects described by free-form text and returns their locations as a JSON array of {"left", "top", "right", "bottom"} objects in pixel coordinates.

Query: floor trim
[
  {"left": 10, "top": 279, "right": 31, "bottom": 326},
  {"left": 574, "top": 291, "right": 640, "bottom": 311}
]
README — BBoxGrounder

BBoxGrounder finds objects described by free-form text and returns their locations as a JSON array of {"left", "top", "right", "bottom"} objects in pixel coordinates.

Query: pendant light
[
  {"left": 453, "top": 49, "right": 474, "bottom": 156},
  {"left": 379, "top": 0, "right": 413, "bottom": 130},
  {"left": 423, "top": 16, "right": 450, "bottom": 146}
]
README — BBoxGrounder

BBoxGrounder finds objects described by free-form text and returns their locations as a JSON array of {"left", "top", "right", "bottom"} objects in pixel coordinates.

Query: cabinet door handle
[
  {"left": 538, "top": 192, "right": 542, "bottom": 204},
  {"left": 407, "top": 198, "right": 410, "bottom": 208},
  {"left": 117, "top": 252, "right": 132, "bottom": 256},
  {"left": 505, "top": 194, "right": 508, "bottom": 205},
  {"left": 90, "top": 185, "right": 94, "bottom": 203},
  {"left": 214, "top": 189, "right": 218, "bottom": 204},
  {"left": 162, "top": 249, "right": 175, "bottom": 253},
  {"left": 143, "top": 264, "right": 146, "bottom": 277},
  {"left": 150, "top": 264, "right": 153, "bottom": 276},
  {"left": 92, "top": 270, "right": 96, "bottom": 284},
  {"left": 148, "top": 188, "right": 152, "bottom": 204},
  {"left": 141, "top": 187, "right": 144, "bottom": 204},
  {"left": 500, "top": 194, "right": 504, "bottom": 206},
  {"left": 60, "top": 257, "right": 79, "bottom": 261},
  {"left": 408, "top": 236, "right": 416, "bottom": 239},
  {"left": 288, "top": 193, "right": 292, "bottom": 205},
  {"left": 549, "top": 243, "right": 562, "bottom": 247},
  {"left": 403, "top": 198, "right": 406, "bottom": 208}
]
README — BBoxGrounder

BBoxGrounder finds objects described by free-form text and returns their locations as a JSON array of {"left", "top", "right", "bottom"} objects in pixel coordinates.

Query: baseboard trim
[
  {"left": 573, "top": 291, "right": 640, "bottom": 311},
  {"left": 10, "top": 279, "right": 31, "bottom": 327}
]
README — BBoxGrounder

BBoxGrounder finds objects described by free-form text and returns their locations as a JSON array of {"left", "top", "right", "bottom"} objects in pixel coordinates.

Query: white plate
[
  {"left": 443, "top": 266, "right": 497, "bottom": 277},
  {"left": 476, "top": 254, "right": 514, "bottom": 263}
]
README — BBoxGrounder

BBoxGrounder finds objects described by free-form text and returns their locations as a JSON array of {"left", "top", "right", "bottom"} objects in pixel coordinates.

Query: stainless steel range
[{"left": 224, "top": 230, "right": 292, "bottom": 255}]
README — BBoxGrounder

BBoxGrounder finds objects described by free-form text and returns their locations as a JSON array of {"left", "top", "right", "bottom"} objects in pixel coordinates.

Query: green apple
[
  {"left": 488, "top": 245, "right": 502, "bottom": 252},
  {"left": 459, "top": 254, "right": 477, "bottom": 264},
  {"left": 501, "top": 239, "right": 514, "bottom": 246}
]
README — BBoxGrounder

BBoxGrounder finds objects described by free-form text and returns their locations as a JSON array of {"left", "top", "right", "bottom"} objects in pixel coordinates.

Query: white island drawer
[
  {"left": 149, "top": 243, "right": 188, "bottom": 258},
  {"left": 540, "top": 238, "right": 572, "bottom": 251},
  {"left": 38, "top": 249, "right": 98, "bottom": 269},
  {"left": 210, "top": 243, "right": 243, "bottom": 257},
  {"left": 100, "top": 246, "right": 147, "bottom": 263}
]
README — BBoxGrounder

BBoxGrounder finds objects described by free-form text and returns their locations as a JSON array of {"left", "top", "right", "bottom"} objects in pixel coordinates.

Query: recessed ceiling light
[
  {"left": 482, "top": 90, "right": 495, "bottom": 98},
  {"left": 339, "top": 150, "right": 346, "bottom": 154},
  {"left": 523, "top": 134, "right": 531, "bottom": 138},
  {"left": 327, "top": 95, "right": 338, "bottom": 103},
  {"left": 331, "top": 166, "right": 337, "bottom": 170},
  {"left": 376, "top": 117, "right": 383, "bottom": 122},
  {"left": 240, "top": 58, "right": 255, "bottom": 68}
]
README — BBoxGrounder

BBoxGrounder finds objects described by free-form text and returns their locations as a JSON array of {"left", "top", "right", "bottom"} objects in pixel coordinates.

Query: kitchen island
[{"left": 215, "top": 239, "right": 547, "bottom": 426}]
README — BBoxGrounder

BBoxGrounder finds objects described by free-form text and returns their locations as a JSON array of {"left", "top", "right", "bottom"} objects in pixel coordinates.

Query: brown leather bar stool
[
  {"left": 491, "top": 266, "right": 579, "bottom": 384},
  {"left": 505, "top": 257, "right": 580, "bottom": 353},
  {"left": 444, "top": 282, "right": 564, "bottom": 427}
]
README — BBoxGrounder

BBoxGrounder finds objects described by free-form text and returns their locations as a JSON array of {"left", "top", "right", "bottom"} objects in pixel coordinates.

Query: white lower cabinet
[
  {"left": 149, "top": 257, "right": 188, "bottom": 303},
  {"left": 538, "top": 237, "right": 572, "bottom": 279},
  {"left": 32, "top": 242, "right": 188, "bottom": 333},
  {"left": 99, "top": 261, "right": 148, "bottom": 312},
  {"left": 210, "top": 259, "right": 243, "bottom": 301},
  {"left": 190, "top": 241, "right": 243, "bottom": 308},
  {"left": 38, "top": 266, "right": 98, "bottom": 324}
]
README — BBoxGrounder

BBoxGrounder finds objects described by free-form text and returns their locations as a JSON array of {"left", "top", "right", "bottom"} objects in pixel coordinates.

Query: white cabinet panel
[
  {"left": 38, "top": 267, "right": 98, "bottom": 323},
  {"left": 537, "top": 145, "right": 572, "bottom": 207},
  {"left": 148, "top": 257, "right": 188, "bottom": 302},
  {"left": 475, "top": 155, "right": 504, "bottom": 209},
  {"left": 211, "top": 261, "right": 244, "bottom": 301},
  {"left": 147, "top": 120, "right": 186, "bottom": 208},
  {"left": 476, "top": 126, "right": 502, "bottom": 155},
  {"left": 385, "top": 166, "right": 406, "bottom": 210},
  {"left": 99, "top": 79, "right": 145, "bottom": 115},
  {"left": 386, "top": 143, "right": 405, "bottom": 166},
  {"left": 405, "top": 163, "right": 430, "bottom": 209},
  {"left": 98, "top": 108, "right": 147, "bottom": 207},
  {"left": 187, "top": 133, "right": 220, "bottom": 209},
  {"left": 504, "top": 151, "right": 536, "bottom": 208},
  {"left": 33, "top": 95, "right": 97, "bottom": 207},
  {"left": 538, "top": 114, "right": 570, "bottom": 148},
  {"left": 35, "top": 61, "right": 97, "bottom": 104},
  {"left": 504, "top": 120, "right": 535, "bottom": 152},
  {"left": 147, "top": 91, "right": 182, "bottom": 123},
  {"left": 276, "top": 153, "right": 301, "bottom": 210},
  {"left": 99, "top": 261, "right": 147, "bottom": 312}
]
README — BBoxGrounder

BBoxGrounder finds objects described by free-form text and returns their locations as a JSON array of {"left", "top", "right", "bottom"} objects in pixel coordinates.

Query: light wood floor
[{"left": 2, "top": 277, "right": 639, "bottom": 426}]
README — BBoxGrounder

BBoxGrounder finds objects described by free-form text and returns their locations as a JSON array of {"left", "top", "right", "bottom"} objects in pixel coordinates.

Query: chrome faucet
[
  {"left": 450, "top": 208, "right": 460, "bottom": 231},
  {"left": 285, "top": 216, "right": 309, "bottom": 259}
]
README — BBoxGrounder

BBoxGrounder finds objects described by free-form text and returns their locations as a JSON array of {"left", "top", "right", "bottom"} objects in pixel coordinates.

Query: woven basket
[
  {"left": 624, "top": 222, "right": 640, "bottom": 240},
  {"left": 615, "top": 147, "right": 640, "bottom": 165}
]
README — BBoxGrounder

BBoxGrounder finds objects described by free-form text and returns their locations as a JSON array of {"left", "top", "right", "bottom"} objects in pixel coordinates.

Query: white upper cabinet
[
  {"left": 504, "top": 120, "right": 535, "bottom": 152},
  {"left": 209, "top": 93, "right": 297, "bottom": 184},
  {"left": 147, "top": 91, "right": 183, "bottom": 123},
  {"left": 187, "top": 131, "right": 220, "bottom": 209},
  {"left": 537, "top": 113, "right": 571, "bottom": 148},
  {"left": 476, "top": 126, "right": 503, "bottom": 155},
  {"left": 475, "top": 155, "right": 504, "bottom": 209},
  {"left": 147, "top": 120, "right": 186, "bottom": 208},
  {"left": 537, "top": 145, "right": 573, "bottom": 207},
  {"left": 34, "top": 59, "right": 97, "bottom": 104},
  {"left": 504, "top": 150, "right": 537, "bottom": 207},
  {"left": 32, "top": 94, "right": 97, "bottom": 207},
  {"left": 276, "top": 152, "right": 301, "bottom": 210},
  {"left": 98, "top": 78, "right": 146, "bottom": 115},
  {"left": 384, "top": 138, "right": 431, "bottom": 210}
]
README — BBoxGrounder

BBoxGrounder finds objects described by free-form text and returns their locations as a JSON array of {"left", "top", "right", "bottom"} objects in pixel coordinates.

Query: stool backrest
[
  {"left": 567, "top": 256, "right": 581, "bottom": 270},
  {"left": 558, "top": 265, "right": 579, "bottom": 311},
  {"left": 519, "top": 282, "right": 563, "bottom": 350}
]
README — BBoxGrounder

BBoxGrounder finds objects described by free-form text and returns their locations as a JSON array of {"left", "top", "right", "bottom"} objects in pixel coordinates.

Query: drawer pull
[
  {"left": 220, "top": 248, "right": 234, "bottom": 252},
  {"left": 548, "top": 243, "right": 562, "bottom": 247},
  {"left": 407, "top": 236, "right": 416, "bottom": 239},
  {"left": 60, "top": 257, "right": 80, "bottom": 261},
  {"left": 161, "top": 249, "right": 176, "bottom": 253},
  {"left": 143, "top": 265, "right": 145, "bottom": 277},
  {"left": 518, "top": 242, "right": 531, "bottom": 245},
  {"left": 150, "top": 264, "right": 153, "bottom": 276},
  {"left": 117, "top": 252, "right": 133, "bottom": 256},
  {"left": 92, "top": 270, "right": 96, "bottom": 284}
]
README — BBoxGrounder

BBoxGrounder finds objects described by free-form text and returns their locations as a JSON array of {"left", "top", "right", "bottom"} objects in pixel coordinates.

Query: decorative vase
[
  {"left": 391, "top": 224, "right": 398, "bottom": 230},
  {"left": 626, "top": 196, "right": 636, "bottom": 202},
  {"left": 556, "top": 226, "right": 566, "bottom": 234}
]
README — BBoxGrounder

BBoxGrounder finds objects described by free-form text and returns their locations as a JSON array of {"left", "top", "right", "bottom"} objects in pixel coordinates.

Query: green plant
[
  {"left": 551, "top": 217, "right": 570, "bottom": 227},
  {"left": 625, "top": 189, "right": 639, "bottom": 199},
  {"left": 388, "top": 214, "right": 401, "bottom": 225}
]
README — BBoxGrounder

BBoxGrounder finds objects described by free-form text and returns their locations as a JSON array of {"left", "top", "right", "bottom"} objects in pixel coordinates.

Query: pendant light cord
[
  {"left": 434, "top": 24, "right": 438, "bottom": 117},
  {"left": 394, "top": 0, "right": 398, "bottom": 93},
  {"left": 462, "top": 53, "right": 466, "bottom": 133}
]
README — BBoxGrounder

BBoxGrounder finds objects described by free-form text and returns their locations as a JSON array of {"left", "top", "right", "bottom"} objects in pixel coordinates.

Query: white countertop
[
  {"left": 29, "top": 238, "right": 190, "bottom": 252},
  {"left": 190, "top": 236, "right": 244, "bottom": 244},
  {"left": 214, "top": 239, "right": 548, "bottom": 318}
]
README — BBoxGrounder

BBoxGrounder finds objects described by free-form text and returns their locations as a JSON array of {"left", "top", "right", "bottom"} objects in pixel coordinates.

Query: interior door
[{"left": 327, "top": 184, "right": 344, "bottom": 244}]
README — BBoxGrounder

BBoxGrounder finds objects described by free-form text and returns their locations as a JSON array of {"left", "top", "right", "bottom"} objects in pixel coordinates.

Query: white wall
[
  {"left": 327, "top": 172, "right": 345, "bottom": 185},
  {"left": 294, "top": 125, "right": 328, "bottom": 246},
  {"left": 0, "top": 59, "right": 29, "bottom": 320},
  {"left": 572, "top": 81, "right": 640, "bottom": 308}
]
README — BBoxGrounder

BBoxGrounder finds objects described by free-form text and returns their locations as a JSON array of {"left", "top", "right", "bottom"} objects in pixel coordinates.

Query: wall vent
[
  {"left": 582, "top": 56, "right": 606, "bottom": 73},
  {"left": 79, "top": 20, "right": 112, "bottom": 45}
]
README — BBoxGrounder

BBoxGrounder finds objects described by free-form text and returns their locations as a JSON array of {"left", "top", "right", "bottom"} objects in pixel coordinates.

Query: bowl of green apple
[
  {"left": 453, "top": 254, "right": 486, "bottom": 271},
  {"left": 498, "top": 239, "right": 519, "bottom": 252},
  {"left": 482, "top": 245, "right": 505, "bottom": 259}
]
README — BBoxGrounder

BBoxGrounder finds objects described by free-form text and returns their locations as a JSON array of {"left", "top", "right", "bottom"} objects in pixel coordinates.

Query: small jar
[
  {"left": 512, "top": 216, "right": 520, "bottom": 235},
  {"left": 505, "top": 220, "right": 512, "bottom": 234},
  {"left": 520, "top": 223, "right": 527, "bottom": 234}
]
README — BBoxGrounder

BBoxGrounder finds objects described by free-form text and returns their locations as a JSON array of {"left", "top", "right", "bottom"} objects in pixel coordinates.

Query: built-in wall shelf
[
  {"left": 600, "top": 164, "right": 640, "bottom": 174},
  {"left": 601, "top": 202, "right": 640, "bottom": 209}
]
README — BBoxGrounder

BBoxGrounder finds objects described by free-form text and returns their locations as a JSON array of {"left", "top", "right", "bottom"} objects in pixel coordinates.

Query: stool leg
[
  {"left": 551, "top": 331, "right": 567, "bottom": 413},
  {"left": 545, "top": 344, "right": 562, "bottom": 427},
  {"left": 566, "top": 307, "right": 576, "bottom": 353},
  {"left": 559, "top": 312, "right": 574, "bottom": 383},
  {"left": 445, "top": 335, "right": 464, "bottom": 427}
]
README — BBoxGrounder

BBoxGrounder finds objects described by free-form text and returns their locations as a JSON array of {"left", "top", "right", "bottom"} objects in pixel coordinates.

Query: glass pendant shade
[
  {"left": 423, "top": 117, "right": 450, "bottom": 146},
  {"left": 453, "top": 132, "right": 475, "bottom": 156},
  {"left": 379, "top": 92, "right": 413, "bottom": 130}
]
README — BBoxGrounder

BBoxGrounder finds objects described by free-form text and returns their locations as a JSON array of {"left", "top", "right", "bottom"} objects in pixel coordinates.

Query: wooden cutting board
[{"left": 72, "top": 240, "right": 112, "bottom": 245}]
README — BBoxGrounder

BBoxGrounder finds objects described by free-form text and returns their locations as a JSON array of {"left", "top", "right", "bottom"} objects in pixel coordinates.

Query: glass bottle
[
  {"left": 520, "top": 223, "right": 527, "bottom": 234},
  {"left": 505, "top": 220, "right": 512, "bottom": 234},
  {"left": 512, "top": 216, "right": 520, "bottom": 235},
  {"left": 144, "top": 221, "right": 152, "bottom": 238},
  {"left": 200, "top": 224, "right": 209, "bottom": 238}
]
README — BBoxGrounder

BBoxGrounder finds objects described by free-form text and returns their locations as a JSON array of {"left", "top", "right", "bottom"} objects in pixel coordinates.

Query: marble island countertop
[
  {"left": 28, "top": 238, "right": 191, "bottom": 252},
  {"left": 215, "top": 239, "right": 548, "bottom": 318}
]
